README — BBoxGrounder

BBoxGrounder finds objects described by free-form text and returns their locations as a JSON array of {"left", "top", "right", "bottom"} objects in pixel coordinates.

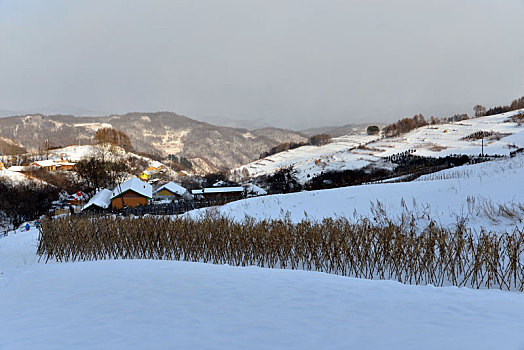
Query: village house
[
  {"left": 30, "top": 160, "right": 60, "bottom": 171},
  {"left": 139, "top": 170, "right": 151, "bottom": 180},
  {"left": 55, "top": 155, "right": 76, "bottom": 171},
  {"left": 153, "top": 182, "right": 191, "bottom": 200},
  {"left": 111, "top": 177, "right": 153, "bottom": 209}
]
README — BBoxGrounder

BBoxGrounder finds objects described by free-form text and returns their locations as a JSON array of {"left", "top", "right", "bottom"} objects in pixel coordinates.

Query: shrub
[
  {"left": 308, "top": 133, "right": 332, "bottom": 146},
  {"left": 366, "top": 125, "right": 380, "bottom": 135}
]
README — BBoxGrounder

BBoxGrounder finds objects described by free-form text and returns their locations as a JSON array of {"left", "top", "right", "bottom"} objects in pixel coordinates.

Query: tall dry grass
[{"left": 38, "top": 215, "right": 524, "bottom": 291}]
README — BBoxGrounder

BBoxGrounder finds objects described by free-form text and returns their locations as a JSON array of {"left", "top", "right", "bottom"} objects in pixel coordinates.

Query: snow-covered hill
[
  {"left": 196, "top": 153, "right": 524, "bottom": 233},
  {"left": 1, "top": 227, "right": 523, "bottom": 350},
  {"left": 235, "top": 109, "right": 524, "bottom": 183}
]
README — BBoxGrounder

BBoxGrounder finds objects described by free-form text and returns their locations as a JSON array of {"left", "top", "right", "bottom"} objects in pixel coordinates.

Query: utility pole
[{"left": 481, "top": 133, "right": 484, "bottom": 157}]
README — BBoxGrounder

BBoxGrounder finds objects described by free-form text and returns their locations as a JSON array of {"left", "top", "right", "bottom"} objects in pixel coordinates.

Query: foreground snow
[{"left": 1, "top": 228, "right": 524, "bottom": 349}]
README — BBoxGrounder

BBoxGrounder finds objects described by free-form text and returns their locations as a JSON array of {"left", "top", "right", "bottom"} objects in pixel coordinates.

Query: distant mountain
[{"left": 0, "top": 112, "right": 306, "bottom": 172}]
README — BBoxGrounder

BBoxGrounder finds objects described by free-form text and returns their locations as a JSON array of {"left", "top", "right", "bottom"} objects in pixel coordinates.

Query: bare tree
[{"left": 473, "top": 105, "right": 486, "bottom": 118}]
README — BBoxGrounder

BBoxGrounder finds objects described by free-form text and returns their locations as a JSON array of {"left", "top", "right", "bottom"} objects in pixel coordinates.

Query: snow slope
[
  {"left": 193, "top": 154, "right": 524, "bottom": 233},
  {"left": 0, "top": 169, "right": 32, "bottom": 184},
  {"left": 235, "top": 109, "right": 524, "bottom": 183},
  {"left": 1, "top": 229, "right": 523, "bottom": 350},
  {"left": 236, "top": 133, "right": 381, "bottom": 183}
]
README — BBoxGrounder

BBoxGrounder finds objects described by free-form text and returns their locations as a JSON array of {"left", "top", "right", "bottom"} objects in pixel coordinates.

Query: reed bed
[{"left": 38, "top": 216, "right": 524, "bottom": 291}]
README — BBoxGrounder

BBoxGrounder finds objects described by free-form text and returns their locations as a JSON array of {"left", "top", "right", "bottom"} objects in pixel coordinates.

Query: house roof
[
  {"left": 153, "top": 182, "right": 188, "bottom": 196},
  {"left": 111, "top": 177, "right": 153, "bottom": 200},
  {"left": 7, "top": 166, "right": 29, "bottom": 172},
  {"left": 83, "top": 189, "right": 112, "bottom": 210},
  {"left": 244, "top": 184, "right": 267, "bottom": 196},
  {"left": 191, "top": 186, "right": 244, "bottom": 195},
  {"left": 32, "top": 160, "right": 59, "bottom": 167}
]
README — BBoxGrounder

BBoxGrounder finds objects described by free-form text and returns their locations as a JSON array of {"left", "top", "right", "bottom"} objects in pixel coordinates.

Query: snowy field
[
  {"left": 1, "top": 228, "right": 524, "bottom": 350},
  {"left": 235, "top": 109, "right": 524, "bottom": 183}
]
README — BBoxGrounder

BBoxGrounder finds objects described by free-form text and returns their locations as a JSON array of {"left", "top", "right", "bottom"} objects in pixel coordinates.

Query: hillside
[
  {"left": 0, "top": 136, "right": 26, "bottom": 155},
  {"left": 0, "top": 112, "right": 306, "bottom": 173},
  {"left": 196, "top": 153, "right": 524, "bottom": 234},
  {"left": 235, "top": 109, "right": 524, "bottom": 183}
]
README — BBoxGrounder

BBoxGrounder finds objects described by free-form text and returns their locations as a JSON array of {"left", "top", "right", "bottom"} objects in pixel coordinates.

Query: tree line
[{"left": 259, "top": 134, "right": 332, "bottom": 159}]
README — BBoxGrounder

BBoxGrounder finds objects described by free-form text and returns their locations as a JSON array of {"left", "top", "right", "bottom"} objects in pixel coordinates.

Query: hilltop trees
[
  {"left": 383, "top": 114, "right": 428, "bottom": 137},
  {"left": 259, "top": 134, "right": 331, "bottom": 159},
  {"left": 94, "top": 127, "right": 133, "bottom": 152},
  {"left": 474, "top": 105, "right": 486, "bottom": 118},
  {"left": 475, "top": 95, "right": 524, "bottom": 117}
]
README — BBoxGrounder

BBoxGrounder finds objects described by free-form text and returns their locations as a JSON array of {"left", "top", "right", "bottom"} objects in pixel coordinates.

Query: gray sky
[{"left": 1, "top": 0, "right": 524, "bottom": 129}]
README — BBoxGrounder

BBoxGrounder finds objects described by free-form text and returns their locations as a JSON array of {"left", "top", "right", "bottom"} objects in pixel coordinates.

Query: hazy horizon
[{"left": 1, "top": 0, "right": 523, "bottom": 129}]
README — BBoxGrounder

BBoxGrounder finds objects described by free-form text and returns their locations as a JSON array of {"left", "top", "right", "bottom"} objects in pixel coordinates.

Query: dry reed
[{"left": 37, "top": 215, "right": 524, "bottom": 291}]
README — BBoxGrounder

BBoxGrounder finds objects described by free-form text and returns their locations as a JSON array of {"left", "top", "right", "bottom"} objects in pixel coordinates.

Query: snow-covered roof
[
  {"left": 31, "top": 160, "right": 59, "bottom": 167},
  {"left": 192, "top": 186, "right": 244, "bottom": 195},
  {"left": 244, "top": 184, "right": 267, "bottom": 196},
  {"left": 7, "top": 166, "right": 30, "bottom": 172},
  {"left": 111, "top": 177, "right": 153, "bottom": 199},
  {"left": 83, "top": 189, "right": 112, "bottom": 210},
  {"left": 153, "top": 182, "right": 188, "bottom": 196}
]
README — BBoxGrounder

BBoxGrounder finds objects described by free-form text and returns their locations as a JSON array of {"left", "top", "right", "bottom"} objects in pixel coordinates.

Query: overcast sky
[{"left": 1, "top": 0, "right": 524, "bottom": 129}]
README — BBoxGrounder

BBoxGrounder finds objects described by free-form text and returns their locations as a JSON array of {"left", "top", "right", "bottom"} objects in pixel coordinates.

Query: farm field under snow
[
  {"left": 235, "top": 109, "right": 524, "bottom": 183},
  {"left": 1, "top": 228, "right": 524, "bottom": 350}
]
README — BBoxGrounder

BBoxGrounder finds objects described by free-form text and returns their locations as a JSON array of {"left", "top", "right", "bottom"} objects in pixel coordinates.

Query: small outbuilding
[
  {"left": 111, "top": 177, "right": 153, "bottom": 209},
  {"left": 82, "top": 189, "right": 112, "bottom": 211},
  {"left": 153, "top": 182, "right": 191, "bottom": 199},
  {"left": 56, "top": 160, "right": 76, "bottom": 171},
  {"left": 191, "top": 186, "right": 244, "bottom": 199},
  {"left": 243, "top": 184, "right": 267, "bottom": 197}
]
